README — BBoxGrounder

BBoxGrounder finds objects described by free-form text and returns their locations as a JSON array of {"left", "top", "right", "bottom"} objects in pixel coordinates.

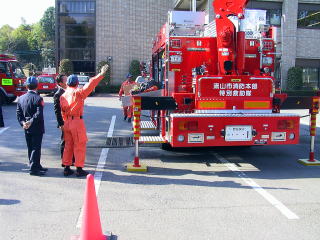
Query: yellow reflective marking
[
  {"left": 198, "top": 101, "right": 226, "bottom": 109},
  {"left": 244, "top": 101, "right": 270, "bottom": 109}
]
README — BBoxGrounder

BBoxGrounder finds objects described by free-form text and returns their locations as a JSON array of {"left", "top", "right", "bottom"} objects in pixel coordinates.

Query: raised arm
[{"left": 81, "top": 64, "right": 109, "bottom": 99}]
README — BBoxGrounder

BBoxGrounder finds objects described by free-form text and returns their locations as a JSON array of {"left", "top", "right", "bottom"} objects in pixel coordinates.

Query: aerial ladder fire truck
[
  {"left": 115, "top": 0, "right": 320, "bottom": 163},
  {"left": 124, "top": 0, "right": 301, "bottom": 151}
]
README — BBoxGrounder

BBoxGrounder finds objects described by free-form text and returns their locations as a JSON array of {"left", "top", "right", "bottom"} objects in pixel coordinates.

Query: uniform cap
[
  {"left": 26, "top": 76, "right": 38, "bottom": 86},
  {"left": 67, "top": 74, "right": 79, "bottom": 86},
  {"left": 126, "top": 73, "right": 133, "bottom": 78}
]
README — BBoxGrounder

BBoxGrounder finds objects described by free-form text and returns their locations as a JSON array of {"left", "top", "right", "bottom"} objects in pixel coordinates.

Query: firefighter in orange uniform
[
  {"left": 60, "top": 64, "right": 109, "bottom": 177},
  {"left": 118, "top": 73, "right": 136, "bottom": 122}
]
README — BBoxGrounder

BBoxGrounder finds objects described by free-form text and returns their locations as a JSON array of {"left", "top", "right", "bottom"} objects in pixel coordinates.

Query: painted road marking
[
  {"left": 0, "top": 127, "right": 9, "bottom": 135},
  {"left": 76, "top": 115, "right": 116, "bottom": 228},
  {"left": 213, "top": 152, "right": 299, "bottom": 220}
]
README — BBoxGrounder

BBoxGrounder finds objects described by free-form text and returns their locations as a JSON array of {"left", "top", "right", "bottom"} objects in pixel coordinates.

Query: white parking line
[
  {"left": 76, "top": 115, "right": 116, "bottom": 228},
  {"left": 213, "top": 152, "right": 299, "bottom": 220},
  {"left": 0, "top": 127, "right": 9, "bottom": 135}
]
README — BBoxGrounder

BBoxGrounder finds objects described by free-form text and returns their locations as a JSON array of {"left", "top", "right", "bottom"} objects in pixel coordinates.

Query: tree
[
  {"left": 40, "top": 7, "right": 55, "bottom": 66},
  {"left": 287, "top": 67, "right": 303, "bottom": 90},
  {"left": 59, "top": 59, "right": 74, "bottom": 76},
  {"left": 40, "top": 7, "right": 55, "bottom": 42},
  {"left": 0, "top": 25, "right": 14, "bottom": 52},
  {"left": 0, "top": 7, "right": 55, "bottom": 69},
  {"left": 129, "top": 60, "right": 141, "bottom": 80}
]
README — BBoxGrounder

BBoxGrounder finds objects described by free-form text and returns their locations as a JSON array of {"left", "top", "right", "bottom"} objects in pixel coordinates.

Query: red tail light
[
  {"left": 186, "top": 121, "right": 198, "bottom": 130},
  {"left": 178, "top": 121, "right": 198, "bottom": 131},
  {"left": 170, "top": 39, "right": 181, "bottom": 48},
  {"left": 277, "top": 120, "right": 295, "bottom": 130}
]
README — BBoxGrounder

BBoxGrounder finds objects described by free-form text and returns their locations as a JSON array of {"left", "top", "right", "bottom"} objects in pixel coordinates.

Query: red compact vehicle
[
  {"left": 0, "top": 54, "right": 27, "bottom": 103},
  {"left": 36, "top": 74, "right": 58, "bottom": 95}
]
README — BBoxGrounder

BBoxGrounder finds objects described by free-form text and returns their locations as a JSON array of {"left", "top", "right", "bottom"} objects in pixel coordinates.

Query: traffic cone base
[
  {"left": 126, "top": 163, "right": 148, "bottom": 172},
  {"left": 71, "top": 174, "right": 107, "bottom": 240},
  {"left": 71, "top": 235, "right": 107, "bottom": 240},
  {"left": 298, "top": 159, "right": 320, "bottom": 166}
]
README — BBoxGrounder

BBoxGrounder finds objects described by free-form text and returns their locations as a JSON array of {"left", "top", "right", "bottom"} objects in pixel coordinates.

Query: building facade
[
  {"left": 95, "top": 0, "right": 173, "bottom": 84},
  {"left": 56, "top": 0, "right": 320, "bottom": 88}
]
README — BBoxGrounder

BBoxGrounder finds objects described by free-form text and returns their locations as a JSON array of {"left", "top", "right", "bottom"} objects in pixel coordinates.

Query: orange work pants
[
  {"left": 62, "top": 118, "right": 88, "bottom": 168},
  {"left": 123, "top": 106, "right": 133, "bottom": 118}
]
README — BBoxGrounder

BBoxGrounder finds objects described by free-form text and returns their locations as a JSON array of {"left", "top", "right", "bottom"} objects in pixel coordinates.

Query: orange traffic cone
[{"left": 78, "top": 174, "right": 107, "bottom": 240}]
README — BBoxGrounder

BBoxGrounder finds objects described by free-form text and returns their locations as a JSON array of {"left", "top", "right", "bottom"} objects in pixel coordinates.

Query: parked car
[
  {"left": 77, "top": 75, "right": 95, "bottom": 95},
  {"left": 36, "top": 74, "right": 57, "bottom": 95}
]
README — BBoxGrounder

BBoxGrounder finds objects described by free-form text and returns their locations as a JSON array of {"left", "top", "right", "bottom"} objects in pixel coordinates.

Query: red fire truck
[
  {"left": 0, "top": 54, "right": 27, "bottom": 104},
  {"left": 130, "top": 0, "right": 300, "bottom": 150}
]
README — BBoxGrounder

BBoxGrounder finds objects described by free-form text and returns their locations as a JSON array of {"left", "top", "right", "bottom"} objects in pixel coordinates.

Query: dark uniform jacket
[
  {"left": 16, "top": 91, "right": 45, "bottom": 134},
  {"left": 53, "top": 87, "right": 65, "bottom": 128}
]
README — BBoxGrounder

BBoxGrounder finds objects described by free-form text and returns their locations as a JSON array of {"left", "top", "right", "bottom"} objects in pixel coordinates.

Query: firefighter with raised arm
[{"left": 60, "top": 64, "right": 109, "bottom": 177}]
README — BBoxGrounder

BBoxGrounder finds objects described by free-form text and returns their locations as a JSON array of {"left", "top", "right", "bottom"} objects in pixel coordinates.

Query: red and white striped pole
[
  {"left": 126, "top": 96, "right": 147, "bottom": 171},
  {"left": 309, "top": 113, "right": 317, "bottom": 162},
  {"left": 133, "top": 96, "right": 141, "bottom": 167},
  {"left": 298, "top": 97, "right": 320, "bottom": 165}
]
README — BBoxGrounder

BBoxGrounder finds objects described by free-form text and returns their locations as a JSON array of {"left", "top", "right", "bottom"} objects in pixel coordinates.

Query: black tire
[{"left": 161, "top": 142, "right": 174, "bottom": 151}]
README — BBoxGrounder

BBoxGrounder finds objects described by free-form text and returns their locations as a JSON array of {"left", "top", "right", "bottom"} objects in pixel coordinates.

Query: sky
[{"left": 0, "top": 0, "right": 55, "bottom": 28}]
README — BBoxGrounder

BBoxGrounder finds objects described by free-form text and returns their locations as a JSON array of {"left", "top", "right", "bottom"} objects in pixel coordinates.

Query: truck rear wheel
[{"left": 161, "top": 142, "right": 174, "bottom": 151}]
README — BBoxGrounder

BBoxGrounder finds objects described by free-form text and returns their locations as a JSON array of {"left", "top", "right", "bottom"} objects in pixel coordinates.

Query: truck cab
[{"left": 0, "top": 54, "right": 27, "bottom": 104}]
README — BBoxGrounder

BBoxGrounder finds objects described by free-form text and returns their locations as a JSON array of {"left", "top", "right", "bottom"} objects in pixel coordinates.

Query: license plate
[
  {"left": 188, "top": 133, "right": 204, "bottom": 143},
  {"left": 225, "top": 125, "right": 252, "bottom": 141},
  {"left": 43, "top": 85, "right": 48, "bottom": 88}
]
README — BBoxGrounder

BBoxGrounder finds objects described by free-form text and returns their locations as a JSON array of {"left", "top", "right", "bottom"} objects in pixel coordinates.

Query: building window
[
  {"left": 297, "top": 4, "right": 320, "bottom": 29},
  {"left": 296, "top": 59, "right": 320, "bottom": 90},
  {"left": 59, "top": 1, "right": 95, "bottom": 14},
  {"left": 57, "top": 0, "right": 96, "bottom": 76},
  {"left": 246, "top": 1, "right": 282, "bottom": 26},
  {"left": 268, "top": 9, "right": 281, "bottom": 26},
  {"left": 302, "top": 68, "right": 319, "bottom": 89}
]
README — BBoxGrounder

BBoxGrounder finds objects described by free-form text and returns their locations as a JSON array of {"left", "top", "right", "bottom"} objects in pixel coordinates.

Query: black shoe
[
  {"left": 76, "top": 167, "right": 89, "bottom": 177},
  {"left": 63, "top": 167, "right": 74, "bottom": 176},
  {"left": 30, "top": 171, "right": 45, "bottom": 176},
  {"left": 124, "top": 116, "right": 127, "bottom": 121},
  {"left": 127, "top": 117, "right": 132, "bottom": 123},
  {"left": 39, "top": 166, "right": 48, "bottom": 172}
]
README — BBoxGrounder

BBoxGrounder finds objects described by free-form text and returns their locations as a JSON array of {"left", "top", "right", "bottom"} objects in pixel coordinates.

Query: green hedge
[
  {"left": 95, "top": 84, "right": 121, "bottom": 93},
  {"left": 286, "top": 67, "right": 303, "bottom": 90}
]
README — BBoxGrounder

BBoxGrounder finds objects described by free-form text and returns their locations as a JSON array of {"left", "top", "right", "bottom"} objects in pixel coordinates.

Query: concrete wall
[{"left": 96, "top": 0, "right": 173, "bottom": 85}]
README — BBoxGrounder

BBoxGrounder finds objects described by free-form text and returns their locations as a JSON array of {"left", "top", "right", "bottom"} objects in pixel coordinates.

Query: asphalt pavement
[{"left": 0, "top": 94, "right": 320, "bottom": 240}]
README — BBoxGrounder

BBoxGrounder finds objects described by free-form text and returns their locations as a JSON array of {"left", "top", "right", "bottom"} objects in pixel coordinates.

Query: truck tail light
[
  {"left": 170, "top": 39, "right": 181, "bottom": 48},
  {"left": 178, "top": 121, "right": 198, "bottom": 131},
  {"left": 277, "top": 120, "right": 295, "bottom": 130}
]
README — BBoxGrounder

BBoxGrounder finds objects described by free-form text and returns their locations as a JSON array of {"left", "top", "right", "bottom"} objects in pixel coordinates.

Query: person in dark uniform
[{"left": 16, "top": 76, "right": 47, "bottom": 176}]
